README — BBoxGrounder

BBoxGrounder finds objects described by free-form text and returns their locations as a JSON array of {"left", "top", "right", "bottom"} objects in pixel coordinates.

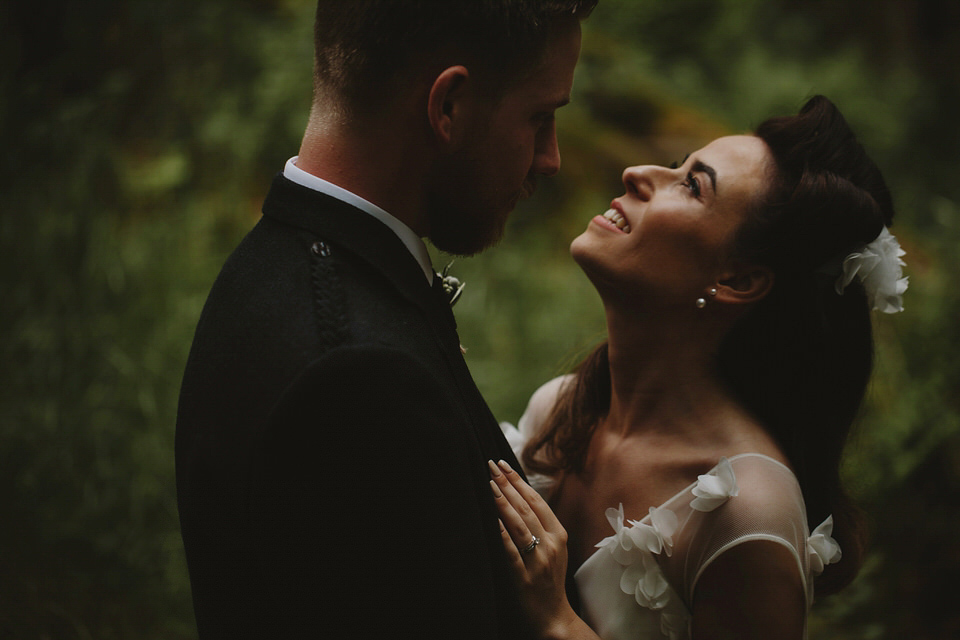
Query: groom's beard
[{"left": 427, "top": 177, "right": 536, "bottom": 257}]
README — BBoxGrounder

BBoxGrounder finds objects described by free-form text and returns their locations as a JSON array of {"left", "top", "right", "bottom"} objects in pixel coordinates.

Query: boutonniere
[{"left": 439, "top": 261, "right": 465, "bottom": 307}]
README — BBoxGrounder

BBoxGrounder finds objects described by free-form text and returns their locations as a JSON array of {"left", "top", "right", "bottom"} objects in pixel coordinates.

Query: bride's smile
[
  {"left": 571, "top": 135, "right": 772, "bottom": 305},
  {"left": 597, "top": 206, "right": 631, "bottom": 233}
]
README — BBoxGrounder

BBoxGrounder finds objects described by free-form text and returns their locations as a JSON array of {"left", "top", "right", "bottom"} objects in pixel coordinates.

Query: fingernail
[
  {"left": 489, "top": 479, "right": 502, "bottom": 498},
  {"left": 498, "top": 459, "right": 514, "bottom": 474},
  {"left": 487, "top": 459, "right": 502, "bottom": 477}
]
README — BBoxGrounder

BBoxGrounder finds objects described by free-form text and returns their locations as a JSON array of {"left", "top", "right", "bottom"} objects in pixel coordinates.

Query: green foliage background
[{"left": 2, "top": 0, "right": 958, "bottom": 637}]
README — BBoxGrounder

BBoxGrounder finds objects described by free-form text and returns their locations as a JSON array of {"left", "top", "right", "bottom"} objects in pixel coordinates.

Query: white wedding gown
[{"left": 500, "top": 376, "right": 841, "bottom": 640}]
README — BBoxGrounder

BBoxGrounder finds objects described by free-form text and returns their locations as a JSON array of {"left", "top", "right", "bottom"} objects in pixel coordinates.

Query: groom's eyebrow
[{"left": 692, "top": 160, "right": 717, "bottom": 195}]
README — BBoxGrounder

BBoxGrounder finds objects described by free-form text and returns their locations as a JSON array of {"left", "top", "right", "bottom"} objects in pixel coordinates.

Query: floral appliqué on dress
[
  {"left": 596, "top": 498, "right": 687, "bottom": 639},
  {"left": 807, "top": 515, "right": 842, "bottom": 575},
  {"left": 594, "top": 457, "right": 840, "bottom": 639},
  {"left": 690, "top": 457, "right": 739, "bottom": 512}
]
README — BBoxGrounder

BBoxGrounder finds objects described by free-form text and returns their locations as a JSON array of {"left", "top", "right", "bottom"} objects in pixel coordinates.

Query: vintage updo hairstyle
[
  {"left": 718, "top": 94, "right": 893, "bottom": 593},
  {"left": 523, "top": 96, "right": 893, "bottom": 596}
]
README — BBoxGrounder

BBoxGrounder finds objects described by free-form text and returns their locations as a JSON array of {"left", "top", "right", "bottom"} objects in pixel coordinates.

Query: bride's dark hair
[{"left": 523, "top": 95, "right": 893, "bottom": 595}]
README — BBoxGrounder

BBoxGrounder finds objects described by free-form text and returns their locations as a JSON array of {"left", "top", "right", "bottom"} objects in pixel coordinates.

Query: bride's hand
[{"left": 488, "top": 459, "right": 579, "bottom": 638}]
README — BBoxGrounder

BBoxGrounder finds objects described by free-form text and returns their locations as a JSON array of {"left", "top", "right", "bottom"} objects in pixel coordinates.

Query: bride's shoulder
[
  {"left": 697, "top": 454, "right": 807, "bottom": 530},
  {"left": 517, "top": 374, "right": 577, "bottom": 438}
]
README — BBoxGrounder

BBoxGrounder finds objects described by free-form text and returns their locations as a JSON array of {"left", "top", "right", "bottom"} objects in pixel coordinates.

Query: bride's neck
[{"left": 602, "top": 304, "right": 732, "bottom": 439}]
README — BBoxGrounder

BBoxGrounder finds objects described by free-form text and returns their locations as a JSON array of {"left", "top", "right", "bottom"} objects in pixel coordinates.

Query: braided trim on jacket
[{"left": 309, "top": 239, "right": 349, "bottom": 350}]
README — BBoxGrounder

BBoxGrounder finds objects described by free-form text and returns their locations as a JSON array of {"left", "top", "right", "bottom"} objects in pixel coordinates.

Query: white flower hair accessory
[{"left": 834, "top": 227, "right": 908, "bottom": 313}]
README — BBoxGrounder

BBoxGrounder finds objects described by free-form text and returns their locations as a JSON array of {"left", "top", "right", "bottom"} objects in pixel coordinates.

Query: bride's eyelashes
[{"left": 682, "top": 171, "right": 702, "bottom": 198}]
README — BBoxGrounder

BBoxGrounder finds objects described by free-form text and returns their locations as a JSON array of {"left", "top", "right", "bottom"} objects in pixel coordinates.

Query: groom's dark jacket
[{"left": 176, "top": 175, "right": 530, "bottom": 638}]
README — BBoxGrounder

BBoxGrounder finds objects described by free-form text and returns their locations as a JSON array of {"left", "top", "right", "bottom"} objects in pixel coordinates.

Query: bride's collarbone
[
  {"left": 587, "top": 432, "right": 714, "bottom": 485},
  {"left": 566, "top": 442, "right": 716, "bottom": 522}
]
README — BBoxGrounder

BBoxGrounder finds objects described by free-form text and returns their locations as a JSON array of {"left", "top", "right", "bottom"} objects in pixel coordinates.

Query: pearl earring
[{"left": 697, "top": 287, "right": 718, "bottom": 309}]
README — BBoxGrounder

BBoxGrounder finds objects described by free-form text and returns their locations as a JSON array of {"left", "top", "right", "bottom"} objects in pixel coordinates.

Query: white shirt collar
[{"left": 283, "top": 156, "right": 434, "bottom": 284}]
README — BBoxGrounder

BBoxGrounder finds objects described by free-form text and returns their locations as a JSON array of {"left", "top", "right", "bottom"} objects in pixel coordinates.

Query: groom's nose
[{"left": 532, "top": 118, "right": 561, "bottom": 177}]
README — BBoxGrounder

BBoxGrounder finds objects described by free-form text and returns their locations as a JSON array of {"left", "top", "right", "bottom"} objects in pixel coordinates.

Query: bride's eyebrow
[{"left": 692, "top": 159, "right": 717, "bottom": 195}]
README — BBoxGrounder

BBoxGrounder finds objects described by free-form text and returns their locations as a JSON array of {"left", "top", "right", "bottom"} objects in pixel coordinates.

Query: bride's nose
[{"left": 622, "top": 165, "right": 668, "bottom": 201}]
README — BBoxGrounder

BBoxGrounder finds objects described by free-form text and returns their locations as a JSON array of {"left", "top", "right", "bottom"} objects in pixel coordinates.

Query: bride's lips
[
  {"left": 591, "top": 200, "right": 632, "bottom": 234},
  {"left": 591, "top": 213, "right": 628, "bottom": 234}
]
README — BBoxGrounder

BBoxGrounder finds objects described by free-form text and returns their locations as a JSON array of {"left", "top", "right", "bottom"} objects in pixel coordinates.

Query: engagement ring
[{"left": 520, "top": 535, "right": 541, "bottom": 554}]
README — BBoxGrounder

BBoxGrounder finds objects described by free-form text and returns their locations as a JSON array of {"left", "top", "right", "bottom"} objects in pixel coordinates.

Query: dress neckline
[{"left": 573, "top": 453, "right": 795, "bottom": 574}]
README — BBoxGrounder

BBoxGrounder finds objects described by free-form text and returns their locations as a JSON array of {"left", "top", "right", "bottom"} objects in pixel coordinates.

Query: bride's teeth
[{"left": 602, "top": 209, "right": 630, "bottom": 233}]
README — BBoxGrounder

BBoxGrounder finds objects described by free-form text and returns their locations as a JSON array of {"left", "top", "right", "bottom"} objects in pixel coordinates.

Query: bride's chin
[
  {"left": 569, "top": 231, "right": 594, "bottom": 262},
  {"left": 570, "top": 233, "right": 615, "bottom": 279},
  {"left": 570, "top": 242, "right": 612, "bottom": 291}
]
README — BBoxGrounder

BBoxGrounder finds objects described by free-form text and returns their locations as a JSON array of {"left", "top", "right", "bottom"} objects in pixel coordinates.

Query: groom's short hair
[{"left": 312, "top": 0, "right": 597, "bottom": 116}]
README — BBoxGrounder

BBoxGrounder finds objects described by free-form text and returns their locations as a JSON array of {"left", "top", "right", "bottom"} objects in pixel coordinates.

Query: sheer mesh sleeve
[
  {"left": 499, "top": 375, "right": 574, "bottom": 496},
  {"left": 667, "top": 455, "right": 813, "bottom": 607},
  {"left": 516, "top": 374, "right": 575, "bottom": 440}
]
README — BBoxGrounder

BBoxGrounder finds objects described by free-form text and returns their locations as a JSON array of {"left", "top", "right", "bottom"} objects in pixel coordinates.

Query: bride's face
[{"left": 570, "top": 135, "right": 773, "bottom": 308}]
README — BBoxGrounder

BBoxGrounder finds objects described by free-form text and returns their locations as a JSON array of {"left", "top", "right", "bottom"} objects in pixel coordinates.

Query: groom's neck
[{"left": 297, "top": 102, "right": 431, "bottom": 235}]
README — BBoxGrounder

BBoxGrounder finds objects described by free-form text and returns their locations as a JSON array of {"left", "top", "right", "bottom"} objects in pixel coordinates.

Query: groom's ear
[{"left": 427, "top": 65, "right": 470, "bottom": 146}]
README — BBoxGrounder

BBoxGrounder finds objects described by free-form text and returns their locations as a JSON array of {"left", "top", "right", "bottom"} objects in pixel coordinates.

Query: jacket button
[{"left": 311, "top": 241, "right": 331, "bottom": 257}]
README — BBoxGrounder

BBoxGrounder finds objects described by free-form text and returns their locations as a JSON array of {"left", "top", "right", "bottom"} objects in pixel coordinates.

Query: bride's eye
[{"left": 683, "top": 171, "right": 701, "bottom": 198}]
